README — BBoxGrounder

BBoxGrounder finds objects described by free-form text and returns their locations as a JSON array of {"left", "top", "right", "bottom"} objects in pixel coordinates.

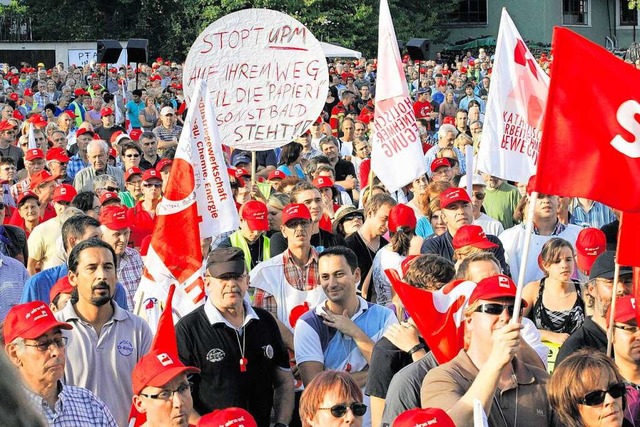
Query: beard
[{"left": 71, "top": 281, "right": 113, "bottom": 307}]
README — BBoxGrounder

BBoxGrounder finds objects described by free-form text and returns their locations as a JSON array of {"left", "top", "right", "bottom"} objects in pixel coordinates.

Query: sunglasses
[
  {"left": 579, "top": 383, "right": 626, "bottom": 406},
  {"left": 474, "top": 303, "right": 520, "bottom": 317},
  {"left": 104, "top": 186, "right": 119, "bottom": 192},
  {"left": 343, "top": 213, "right": 363, "bottom": 222},
  {"left": 125, "top": 154, "right": 140, "bottom": 158},
  {"left": 318, "top": 403, "right": 367, "bottom": 418},
  {"left": 473, "top": 192, "right": 485, "bottom": 200},
  {"left": 143, "top": 182, "right": 162, "bottom": 188}
]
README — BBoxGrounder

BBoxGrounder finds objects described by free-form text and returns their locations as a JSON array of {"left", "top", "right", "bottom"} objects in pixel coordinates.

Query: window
[
  {"left": 563, "top": 0, "right": 590, "bottom": 25},
  {"left": 447, "top": 0, "right": 488, "bottom": 26},
  {"left": 619, "top": 0, "right": 638, "bottom": 26}
]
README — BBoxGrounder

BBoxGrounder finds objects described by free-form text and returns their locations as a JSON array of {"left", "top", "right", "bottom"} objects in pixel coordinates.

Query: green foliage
[{"left": 2, "top": 0, "right": 458, "bottom": 60}]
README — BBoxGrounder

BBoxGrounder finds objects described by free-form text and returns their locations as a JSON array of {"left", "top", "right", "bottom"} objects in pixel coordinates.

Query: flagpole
[
  {"left": 606, "top": 263, "right": 622, "bottom": 357},
  {"left": 251, "top": 150, "right": 257, "bottom": 187},
  {"left": 465, "top": 145, "right": 473, "bottom": 197},
  {"left": 510, "top": 191, "right": 538, "bottom": 324}
]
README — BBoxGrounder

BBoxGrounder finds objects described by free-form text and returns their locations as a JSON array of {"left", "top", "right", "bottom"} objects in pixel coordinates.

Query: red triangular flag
[
  {"left": 128, "top": 284, "right": 178, "bottom": 427},
  {"left": 534, "top": 27, "right": 640, "bottom": 212},
  {"left": 386, "top": 269, "right": 476, "bottom": 364}
]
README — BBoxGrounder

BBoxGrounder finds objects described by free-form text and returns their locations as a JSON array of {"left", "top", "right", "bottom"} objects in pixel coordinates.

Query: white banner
[
  {"left": 134, "top": 79, "right": 240, "bottom": 330},
  {"left": 183, "top": 9, "right": 329, "bottom": 151},
  {"left": 476, "top": 8, "right": 549, "bottom": 183},
  {"left": 370, "top": 0, "right": 427, "bottom": 193},
  {"left": 67, "top": 49, "right": 128, "bottom": 68}
]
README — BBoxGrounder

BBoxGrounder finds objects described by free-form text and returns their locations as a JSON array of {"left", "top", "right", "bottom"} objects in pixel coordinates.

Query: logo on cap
[
  {"left": 157, "top": 352, "right": 174, "bottom": 367},
  {"left": 498, "top": 276, "right": 511, "bottom": 289}
]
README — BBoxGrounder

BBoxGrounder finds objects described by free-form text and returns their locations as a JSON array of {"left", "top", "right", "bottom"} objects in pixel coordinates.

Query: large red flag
[
  {"left": 617, "top": 212, "right": 640, "bottom": 324},
  {"left": 386, "top": 270, "right": 476, "bottom": 364},
  {"left": 128, "top": 285, "right": 178, "bottom": 427},
  {"left": 534, "top": 27, "right": 640, "bottom": 212}
]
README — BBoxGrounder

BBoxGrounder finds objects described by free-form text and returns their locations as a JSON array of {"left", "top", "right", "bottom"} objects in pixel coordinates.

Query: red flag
[
  {"left": 618, "top": 212, "right": 640, "bottom": 267},
  {"left": 386, "top": 270, "right": 476, "bottom": 364},
  {"left": 534, "top": 27, "right": 640, "bottom": 212},
  {"left": 128, "top": 285, "right": 178, "bottom": 427}
]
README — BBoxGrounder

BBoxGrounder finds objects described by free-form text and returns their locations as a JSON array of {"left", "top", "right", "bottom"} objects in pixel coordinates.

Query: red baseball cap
[
  {"left": 281, "top": 203, "right": 311, "bottom": 225},
  {"left": 469, "top": 274, "right": 526, "bottom": 306},
  {"left": 23, "top": 88, "right": 34, "bottom": 97},
  {"left": 267, "top": 170, "right": 286, "bottom": 181},
  {"left": 46, "top": 147, "right": 70, "bottom": 163},
  {"left": 63, "top": 110, "right": 76, "bottom": 120},
  {"left": 430, "top": 157, "right": 451, "bottom": 173},
  {"left": 76, "top": 128, "right": 95, "bottom": 138},
  {"left": 125, "top": 167, "right": 143, "bottom": 182},
  {"left": 606, "top": 295, "right": 636, "bottom": 327},
  {"left": 452, "top": 225, "right": 498, "bottom": 250},
  {"left": 100, "top": 107, "right": 114, "bottom": 117},
  {"left": 388, "top": 204, "right": 416, "bottom": 233},
  {"left": 240, "top": 200, "right": 269, "bottom": 231},
  {"left": 109, "top": 147, "right": 117, "bottom": 158},
  {"left": 0, "top": 120, "right": 16, "bottom": 131},
  {"left": 142, "top": 169, "right": 161, "bottom": 182},
  {"left": 8, "top": 93, "right": 18, "bottom": 101},
  {"left": 132, "top": 350, "right": 200, "bottom": 395},
  {"left": 16, "top": 190, "right": 38, "bottom": 205},
  {"left": 313, "top": 176, "right": 334, "bottom": 189},
  {"left": 30, "top": 170, "right": 55, "bottom": 189},
  {"left": 129, "top": 128, "right": 142, "bottom": 141},
  {"left": 439, "top": 187, "right": 471, "bottom": 209},
  {"left": 50, "top": 276, "right": 74, "bottom": 303},
  {"left": 197, "top": 407, "right": 257, "bottom": 427},
  {"left": 3, "top": 301, "right": 73, "bottom": 344},
  {"left": 73, "top": 88, "right": 88, "bottom": 97},
  {"left": 25, "top": 148, "right": 45, "bottom": 161},
  {"left": 156, "top": 158, "right": 173, "bottom": 173},
  {"left": 99, "top": 191, "right": 121, "bottom": 206},
  {"left": 393, "top": 408, "right": 455, "bottom": 427},
  {"left": 99, "top": 205, "right": 132, "bottom": 230},
  {"left": 52, "top": 184, "right": 77, "bottom": 203},
  {"left": 234, "top": 168, "right": 251, "bottom": 178},
  {"left": 575, "top": 227, "right": 607, "bottom": 274}
]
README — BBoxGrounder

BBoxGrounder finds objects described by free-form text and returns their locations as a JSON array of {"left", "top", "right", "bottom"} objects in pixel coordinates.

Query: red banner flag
[
  {"left": 618, "top": 212, "right": 640, "bottom": 267},
  {"left": 386, "top": 270, "right": 476, "bottom": 364},
  {"left": 534, "top": 27, "right": 640, "bottom": 212}
]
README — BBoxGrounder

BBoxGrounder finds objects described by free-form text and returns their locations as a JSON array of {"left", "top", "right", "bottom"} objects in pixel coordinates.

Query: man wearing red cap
[
  {"left": 131, "top": 350, "right": 200, "bottom": 427},
  {"left": 100, "top": 205, "right": 143, "bottom": 310},
  {"left": 68, "top": 89, "right": 88, "bottom": 127},
  {"left": 97, "top": 106, "right": 126, "bottom": 143},
  {"left": 67, "top": 128, "right": 94, "bottom": 181},
  {"left": 127, "top": 169, "right": 162, "bottom": 248},
  {"left": 47, "top": 146, "right": 72, "bottom": 185},
  {"left": 423, "top": 125, "right": 465, "bottom": 178},
  {"left": 0, "top": 119, "right": 22, "bottom": 165},
  {"left": 430, "top": 158, "right": 454, "bottom": 183},
  {"left": 120, "top": 166, "right": 143, "bottom": 208},
  {"left": 219, "top": 200, "right": 271, "bottom": 270},
  {"left": 26, "top": 183, "right": 77, "bottom": 275},
  {"left": 10, "top": 147, "right": 46, "bottom": 198},
  {"left": 421, "top": 275, "right": 554, "bottom": 426},
  {"left": 4, "top": 301, "right": 118, "bottom": 425},
  {"left": 55, "top": 237, "right": 152, "bottom": 426},
  {"left": 421, "top": 187, "right": 509, "bottom": 275},
  {"left": 176, "top": 247, "right": 294, "bottom": 426},
  {"left": 73, "top": 140, "right": 125, "bottom": 192}
]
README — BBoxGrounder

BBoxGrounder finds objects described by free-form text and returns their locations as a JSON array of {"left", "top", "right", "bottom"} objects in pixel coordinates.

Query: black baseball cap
[
  {"left": 589, "top": 251, "right": 632, "bottom": 280},
  {"left": 206, "top": 247, "right": 245, "bottom": 278}
]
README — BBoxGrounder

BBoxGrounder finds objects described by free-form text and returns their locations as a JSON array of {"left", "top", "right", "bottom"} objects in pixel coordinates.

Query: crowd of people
[{"left": 0, "top": 46, "right": 634, "bottom": 427}]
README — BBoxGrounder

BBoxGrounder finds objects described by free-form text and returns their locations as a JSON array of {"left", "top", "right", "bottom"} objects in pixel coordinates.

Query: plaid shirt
[
  {"left": 532, "top": 220, "right": 566, "bottom": 236},
  {"left": 253, "top": 247, "right": 319, "bottom": 317},
  {"left": 118, "top": 247, "right": 144, "bottom": 311},
  {"left": 24, "top": 382, "right": 118, "bottom": 426},
  {"left": 66, "top": 154, "right": 88, "bottom": 181}
]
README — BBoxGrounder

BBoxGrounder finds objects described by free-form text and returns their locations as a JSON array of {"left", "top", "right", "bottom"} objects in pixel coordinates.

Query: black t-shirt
[
  {"left": 334, "top": 158, "right": 356, "bottom": 182},
  {"left": 176, "top": 305, "right": 289, "bottom": 427},
  {"left": 365, "top": 336, "right": 427, "bottom": 399},
  {"left": 344, "top": 232, "right": 388, "bottom": 300},
  {"left": 96, "top": 125, "right": 126, "bottom": 144},
  {"left": 555, "top": 316, "right": 607, "bottom": 366},
  {"left": 269, "top": 228, "right": 345, "bottom": 257},
  {"left": 601, "top": 219, "right": 619, "bottom": 251}
]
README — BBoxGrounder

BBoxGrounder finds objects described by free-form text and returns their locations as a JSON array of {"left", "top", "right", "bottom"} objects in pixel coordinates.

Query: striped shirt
[
  {"left": 570, "top": 200, "right": 617, "bottom": 229},
  {"left": 118, "top": 247, "right": 144, "bottom": 311},
  {"left": 0, "top": 253, "right": 30, "bottom": 321},
  {"left": 66, "top": 154, "right": 88, "bottom": 181},
  {"left": 24, "top": 382, "right": 118, "bottom": 427}
]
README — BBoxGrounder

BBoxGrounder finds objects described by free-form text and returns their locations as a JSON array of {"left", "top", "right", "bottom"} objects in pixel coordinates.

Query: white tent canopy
[{"left": 320, "top": 41, "right": 362, "bottom": 59}]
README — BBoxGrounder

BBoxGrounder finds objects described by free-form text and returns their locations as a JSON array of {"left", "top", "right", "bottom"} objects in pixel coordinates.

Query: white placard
[
  {"left": 183, "top": 9, "right": 329, "bottom": 151},
  {"left": 67, "top": 49, "right": 128, "bottom": 68}
]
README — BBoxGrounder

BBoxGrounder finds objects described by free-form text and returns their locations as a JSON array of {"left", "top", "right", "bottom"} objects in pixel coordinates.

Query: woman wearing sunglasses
[
  {"left": 549, "top": 350, "right": 633, "bottom": 427},
  {"left": 299, "top": 370, "right": 367, "bottom": 427}
]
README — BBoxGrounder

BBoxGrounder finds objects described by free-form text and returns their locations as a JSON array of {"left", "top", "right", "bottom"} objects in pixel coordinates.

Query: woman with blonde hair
[
  {"left": 523, "top": 237, "right": 584, "bottom": 345},
  {"left": 548, "top": 349, "right": 632, "bottom": 427},
  {"left": 300, "top": 370, "right": 366, "bottom": 427}
]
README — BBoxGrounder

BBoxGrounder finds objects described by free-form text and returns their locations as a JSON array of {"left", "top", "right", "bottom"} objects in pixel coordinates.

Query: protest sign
[
  {"left": 183, "top": 9, "right": 329, "bottom": 150},
  {"left": 477, "top": 9, "right": 549, "bottom": 183},
  {"left": 370, "top": 0, "right": 426, "bottom": 193}
]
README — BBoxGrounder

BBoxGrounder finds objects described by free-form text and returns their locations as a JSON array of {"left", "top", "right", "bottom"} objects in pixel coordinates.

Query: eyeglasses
[
  {"left": 140, "top": 383, "right": 193, "bottom": 401},
  {"left": 125, "top": 154, "right": 140, "bottom": 158},
  {"left": 24, "top": 336, "right": 68, "bottom": 352},
  {"left": 473, "top": 192, "right": 485, "bottom": 200},
  {"left": 103, "top": 186, "right": 119, "bottom": 192},
  {"left": 614, "top": 324, "right": 640, "bottom": 334},
  {"left": 318, "top": 403, "right": 367, "bottom": 418},
  {"left": 127, "top": 180, "right": 142, "bottom": 186},
  {"left": 579, "top": 383, "right": 626, "bottom": 406},
  {"left": 474, "top": 303, "right": 520, "bottom": 317},
  {"left": 143, "top": 182, "right": 162, "bottom": 188},
  {"left": 285, "top": 219, "right": 311, "bottom": 229}
]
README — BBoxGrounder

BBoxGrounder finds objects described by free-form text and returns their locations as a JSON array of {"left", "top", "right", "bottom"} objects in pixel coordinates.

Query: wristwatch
[{"left": 407, "top": 343, "right": 426, "bottom": 356}]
